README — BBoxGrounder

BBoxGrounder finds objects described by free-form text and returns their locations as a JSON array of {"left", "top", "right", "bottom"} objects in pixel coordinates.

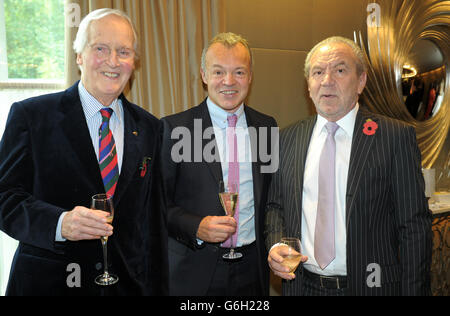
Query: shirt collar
[
  {"left": 78, "top": 81, "right": 123, "bottom": 123},
  {"left": 316, "top": 103, "right": 359, "bottom": 138},
  {"left": 206, "top": 97, "right": 245, "bottom": 129}
]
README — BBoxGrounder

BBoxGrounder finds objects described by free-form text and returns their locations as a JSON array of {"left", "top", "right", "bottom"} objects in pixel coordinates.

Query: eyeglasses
[{"left": 89, "top": 44, "right": 135, "bottom": 61}]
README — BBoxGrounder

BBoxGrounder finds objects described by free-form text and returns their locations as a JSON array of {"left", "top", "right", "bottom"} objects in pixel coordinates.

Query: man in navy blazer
[{"left": 0, "top": 9, "right": 167, "bottom": 295}]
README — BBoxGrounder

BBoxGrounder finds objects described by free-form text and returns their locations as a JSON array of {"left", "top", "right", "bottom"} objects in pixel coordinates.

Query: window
[
  {"left": 0, "top": 0, "right": 66, "bottom": 295},
  {"left": 1, "top": 0, "right": 65, "bottom": 80},
  {"left": 0, "top": 0, "right": 65, "bottom": 132}
]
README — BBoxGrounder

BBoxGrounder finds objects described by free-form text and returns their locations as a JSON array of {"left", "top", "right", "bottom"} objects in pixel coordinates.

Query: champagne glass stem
[
  {"left": 230, "top": 233, "right": 235, "bottom": 255},
  {"left": 101, "top": 239, "right": 109, "bottom": 277}
]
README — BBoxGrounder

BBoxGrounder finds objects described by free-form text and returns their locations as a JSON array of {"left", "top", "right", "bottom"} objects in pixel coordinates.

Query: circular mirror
[{"left": 402, "top": 39, "right": 446, "bottom": 120}]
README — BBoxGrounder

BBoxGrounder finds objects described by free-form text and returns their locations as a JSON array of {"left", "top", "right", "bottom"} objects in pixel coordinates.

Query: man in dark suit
[
  {"left": 161, "top": 32, "right": 278, "bottom": 296},
  {"left": 266, "top": 36, "right": 432, "bottom": 296},
  {"left": 0, "top": 9, "right": 167, "bottom": 295}
]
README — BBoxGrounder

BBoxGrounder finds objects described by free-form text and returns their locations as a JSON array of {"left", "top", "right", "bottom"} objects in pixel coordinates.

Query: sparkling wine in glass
[
  {"left": 92, "top": 193, "right": 118, "bottom": 286},
  {"left": 219, "top": 181, "right": 242, "bottom": 260},
  {"left": 280, "top": 237, "right": 302, "bottom": 273}
]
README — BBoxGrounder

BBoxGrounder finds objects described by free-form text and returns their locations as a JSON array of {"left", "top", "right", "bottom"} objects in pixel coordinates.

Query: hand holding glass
[
  {"left": 280, "top": 237, "right": 302, "bottom": 273},
  {"left": 92, "top": 193, "right": 118, "bottom": 286},
  {"left": 219, "top": 181, "right": 242, "bottom": 260}
]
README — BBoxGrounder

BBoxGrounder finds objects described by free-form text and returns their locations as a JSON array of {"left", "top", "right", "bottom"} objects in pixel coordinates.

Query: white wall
[{"left": 0, "top": 233, "right": 18, "bottom": 295}]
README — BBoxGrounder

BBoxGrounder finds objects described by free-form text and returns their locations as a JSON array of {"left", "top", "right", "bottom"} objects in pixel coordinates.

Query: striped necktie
[{"left": 99, "top": 108, "right": 119, "bottom": 197}]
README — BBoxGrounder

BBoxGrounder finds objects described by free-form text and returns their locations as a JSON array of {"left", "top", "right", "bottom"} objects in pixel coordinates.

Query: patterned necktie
[
  {"left": 99, "top": 108, "right": 119, "bottom": 197},
  {"left": 314, "top": 121, "right": 339, "bottom": 270},
  {"left": 222, "top": 114, "right": 239, "bottom": 248}
]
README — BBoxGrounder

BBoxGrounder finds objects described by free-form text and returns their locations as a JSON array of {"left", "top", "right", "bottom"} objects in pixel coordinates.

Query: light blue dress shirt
[
  {"left": 55, "top": 82, "right": 124, "bottom": 241},
  {"left": 206, "top": 98, "right": 256, "bottom": 247}
]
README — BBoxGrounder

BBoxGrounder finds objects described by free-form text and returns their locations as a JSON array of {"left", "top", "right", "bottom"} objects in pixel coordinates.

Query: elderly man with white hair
[
  {"left": 266, "top": 36, "right": 432, "bottom": 296},
  {"left": 0, "top": 8, "right": 167, "bottom": 295}
]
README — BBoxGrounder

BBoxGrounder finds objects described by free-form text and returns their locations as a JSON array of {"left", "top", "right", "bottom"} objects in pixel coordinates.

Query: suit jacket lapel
[
  {"left": 243, "top": 106, "right": 263, "bottom": 214},
  {"left": 199, "top": 102, "right": 265, "bottom": 204},
  {"left": 293, "top": 116, "right": 316, "bottom": 235},
  {"left": 113, "top": 96, "right": 143, "bottom": 206},
  {"left": 346, "top": 108, "right": 378, "bottom": 229},
  {"left": 60, "top": 84, "right": 143, "bottom": 206},
  {"left": 198, "top": 101, "right": 223, "bottom": 185},
  {"left": 59, "top": 82, "right": 104, "bottom": 192}
]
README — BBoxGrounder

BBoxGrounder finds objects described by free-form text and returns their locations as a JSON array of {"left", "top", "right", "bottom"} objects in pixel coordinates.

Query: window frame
[{"left": 0, "top": 78, "right": 65, "bottom": 90}]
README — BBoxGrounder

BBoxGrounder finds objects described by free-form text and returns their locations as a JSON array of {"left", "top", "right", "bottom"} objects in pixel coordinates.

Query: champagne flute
[
  {"left": 92, "top": 193, "right": 118, "bottom": 286},
  {"left": 280, "top": 237, "right": 302, "bottom": 273},
  {"left": 219, "top": 181, "right": 242, "bottom": 259}
]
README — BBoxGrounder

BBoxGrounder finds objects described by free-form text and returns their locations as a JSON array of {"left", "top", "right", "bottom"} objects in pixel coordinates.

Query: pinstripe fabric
[{"left": 265, "top": 107, "right": 432, "bottom": 296}]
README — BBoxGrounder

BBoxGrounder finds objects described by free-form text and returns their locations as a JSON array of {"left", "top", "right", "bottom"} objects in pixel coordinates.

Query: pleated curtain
[{"left": 65, "top": 0, "right": 225, "bottom": 118}]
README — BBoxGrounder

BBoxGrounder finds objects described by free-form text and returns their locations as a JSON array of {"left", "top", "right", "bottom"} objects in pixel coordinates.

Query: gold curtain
[{"left": 65, "top": 0, "right": 225, "bottom": 118}]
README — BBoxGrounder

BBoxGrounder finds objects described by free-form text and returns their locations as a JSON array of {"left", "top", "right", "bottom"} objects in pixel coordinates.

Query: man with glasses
[{"left": 0, "top": 9, "right": 167, "bottom": 295}]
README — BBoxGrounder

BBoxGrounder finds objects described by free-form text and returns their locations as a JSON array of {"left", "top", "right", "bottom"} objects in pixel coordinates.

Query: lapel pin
[
  {"left": 132, "top": 131, "right": 138, "bottom": 136},
  {"left": 140, "top": 157, "right": 151, "bottom": 178},
  {"left": 363, "top": 118, "right": 378, "bottom": 136}
]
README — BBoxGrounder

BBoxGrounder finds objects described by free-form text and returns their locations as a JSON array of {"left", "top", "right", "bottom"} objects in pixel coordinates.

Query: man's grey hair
[
  {"left": 201, "top": 32, "right": 253, "bottom": 73},
  {"left": 73, "top": 8, "right": 139, "bottom": 60},
  {"left": 304, "top": 36, "right": 367, "bottom": 78}
]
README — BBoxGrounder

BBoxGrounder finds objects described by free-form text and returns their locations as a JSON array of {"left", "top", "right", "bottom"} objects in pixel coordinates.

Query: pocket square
[{"left": 139, "top": 157, "right": 152, "bottom": 178}]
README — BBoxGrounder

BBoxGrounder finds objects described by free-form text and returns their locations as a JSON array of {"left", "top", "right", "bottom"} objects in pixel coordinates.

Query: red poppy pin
[
  {"left": 363, "top": 119, "right": 378, "bottom": 136},
  {"left": 140, "top": 157, "right": 151, "bottom": 178}
]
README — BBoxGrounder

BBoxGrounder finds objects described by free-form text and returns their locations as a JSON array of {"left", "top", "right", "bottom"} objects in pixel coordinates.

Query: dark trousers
[
  {"left": 301, "top": 269, "right": 349, "bottom": 296},
  {"left": 206, "top": 243, "right": 262, "bottom": 296}
]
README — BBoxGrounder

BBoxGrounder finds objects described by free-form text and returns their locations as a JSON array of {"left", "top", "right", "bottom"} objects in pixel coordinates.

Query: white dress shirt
[
  {"left": 301, "top": 104, "right": 359, "bottom": 276},
  {"left": 78, "top": 82, "right": 125, "bottom": 173},
  {"left": 207, "top": 97, "right": 256, "bottom": 246}
]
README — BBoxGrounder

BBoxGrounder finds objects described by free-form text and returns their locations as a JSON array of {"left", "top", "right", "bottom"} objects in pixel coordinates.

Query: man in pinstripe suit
[{"left": 265, "top": 36, "right": 432, "bottom": 296}]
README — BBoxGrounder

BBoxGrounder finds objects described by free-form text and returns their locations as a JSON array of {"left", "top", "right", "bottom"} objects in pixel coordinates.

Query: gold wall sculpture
[{"left": 357, "top": 0, "right": 450, "bottom": 168}]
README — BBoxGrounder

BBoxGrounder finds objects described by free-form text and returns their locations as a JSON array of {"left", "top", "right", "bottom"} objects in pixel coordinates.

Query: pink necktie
[
  {"left": 314, "top": 122, "right": 339, "bottom": 270},
  {"left": 222, "top": 114, "right": 239, "bottom": 248}
]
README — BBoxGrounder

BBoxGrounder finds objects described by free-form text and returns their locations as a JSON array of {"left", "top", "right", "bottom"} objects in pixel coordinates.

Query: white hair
[
  {"left": 304, "top": 36, "right": 366, "bottom": 78},
  {"left": 73, "top": 8, "right": 139, "bottom": 59}
]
